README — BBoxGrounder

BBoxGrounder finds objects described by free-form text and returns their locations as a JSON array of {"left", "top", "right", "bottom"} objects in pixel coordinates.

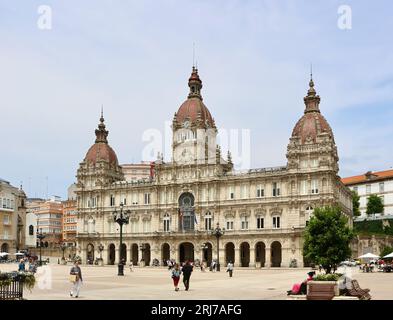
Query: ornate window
[
  {"left": 305, "top": 206, "right": 313, "bottom": 226},
  {"left": 204, "top": 212, "right": 212, "bottom": 231},
  {"left": 257, "top": 216, "right": 264, "bottom": 229},
  {"left": 163, "top": 213, "right": 170, "bottom": 232},
  {"left": 241, "top": 216, "right": 249, "bottom": 230},
  {"left": 256, "top": 185, "right": 264, "bottom": 198},
  {"left": 311, "top": 179, "right": 319, "bottom": 194},
  {"left": 226, "top": 220, "right": 234, "bottom": 230},
  {"left": 272, "top": 216, "right": 280, "bottom": 229},
  {"left": 272, "top": 182, "right": 280, "bottom": 197}
]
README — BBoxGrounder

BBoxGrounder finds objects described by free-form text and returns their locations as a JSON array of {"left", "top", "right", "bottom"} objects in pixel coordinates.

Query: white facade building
[{"left": 342, "top": 170, "right": 393, "bottom": 217}]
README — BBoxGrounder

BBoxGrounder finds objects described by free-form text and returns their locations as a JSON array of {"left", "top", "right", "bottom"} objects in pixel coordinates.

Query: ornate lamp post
[
  {"left": 98, "top": 243, "right": 104, "bottom": 259},
  {"left": 212, "top": 223, "right": 225, "bottom": 271},
  {"left": 140, "top": 243, "right": 146, "bottom": 267},
  {"left": 60, "top": 242, "right": 67, "bottom": 262},
  {"left": 36, "top": 227, "right": 46, "bottom": 267},
  {"left": 113, "top": 203, "right": 130, "bottom": 276}
]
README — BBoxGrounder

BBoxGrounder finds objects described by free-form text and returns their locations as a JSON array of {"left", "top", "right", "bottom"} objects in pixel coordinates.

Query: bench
[{"left": 346, "top": 280, "right": 371, "bottom": 300}]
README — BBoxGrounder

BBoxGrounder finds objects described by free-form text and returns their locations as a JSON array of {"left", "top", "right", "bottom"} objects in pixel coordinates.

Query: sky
[{"left": 0, "top": 0, "right": 392, "bottom": 199}]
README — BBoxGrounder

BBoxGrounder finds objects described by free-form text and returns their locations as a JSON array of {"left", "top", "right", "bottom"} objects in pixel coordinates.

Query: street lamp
[
  {"left": 98, "top": 243, "right": 104, "bottom": 260},
  {"left": 140, "top": 243, "right": 146, "bottom": 266},
  {"left": 113, "top": 202, "right": 130, "bottom": 276},
  {"left": 60, "top": 242, "right": 67, "bottom": 261},
  {"left": 36, "top": 227, "right": 46, "bottom": 267},
  {"left": 212, "top": 223, "right": 225, "bottom": 271}
]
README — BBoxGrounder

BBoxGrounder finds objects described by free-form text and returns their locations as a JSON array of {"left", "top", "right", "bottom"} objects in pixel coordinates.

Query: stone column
[
  {"left": 265, "top": 247, "right": 271, "bottom": 268},
  {"left": 102, "top": 248, "right": 108, "bottom": 265},
  {"left": 171, "top": 247, "right": 178, "bottom": 263},
  {"left": 249, "top": 246, "right": 256, "bottom": 268},
  {"left": 139, "top": 246, "right": 145, "bottom": 267},
  {"left": 234, "top": 247, "right": 241, "bottom": 267},
  {"left": 150, "top": 244, "right": 160, "bottom": 266}
]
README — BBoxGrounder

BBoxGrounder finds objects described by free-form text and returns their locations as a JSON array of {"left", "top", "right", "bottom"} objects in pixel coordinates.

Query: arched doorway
[
  {"left": 202, "top": 242, "right": 213, "bottom": 265},
  {"left": 179, "top": 242, "right": 194, "bottom": 263},
  {"left": 1, "top": 243, "right": 9, "bottom": 253},
  {"left": 178, "top": 193, "right": 195, "bottom": 231},
  {"left": 240, "top": 242, "right": 250, "bottom": 267},
  {"left": 271, "top": 241, "right": 282, "bottom": 267},
  {"left": 131, "top": 244, "right": 138, "bottom": 264},
  {"left": 86, "top": 243, "right": 94, "bottom": 264},
  {"left": 120, "top": 243, "right": 127, "bottom": 262},
  {"left": 225, "top": 242, "right": 235, "bottom": 264},
  {"left": 255, "top": 242, "right": 266, "bottom": 267},
  {"left": 162, "top": 243, "right": 170, "bottom": 265},
  {"left": 108, "top": 243, "right": 115, "bottom": 265}
]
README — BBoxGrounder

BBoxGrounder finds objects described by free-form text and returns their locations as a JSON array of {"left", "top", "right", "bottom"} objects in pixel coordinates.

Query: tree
[
  {"left": 380, "top": 246, "right": 393, "bottom": 258},
  {"left": 366, "top": 194, "right": 384, "bottom": 216},
  {"left": 303, "top": 206, "right": 354, "bottom": 273},
  {"left": 351, "top": 191, "right": 361, "bottom": 217}
]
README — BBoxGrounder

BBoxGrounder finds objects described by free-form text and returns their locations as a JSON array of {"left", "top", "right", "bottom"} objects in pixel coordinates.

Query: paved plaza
[{"left": 1, "top": 263, "right": 392, "bottom": 300}]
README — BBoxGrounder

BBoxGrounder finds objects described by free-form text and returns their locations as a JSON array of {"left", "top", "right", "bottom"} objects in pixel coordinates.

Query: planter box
[{"left": 307, "top": 281, "right": 338, "bottom": 300}]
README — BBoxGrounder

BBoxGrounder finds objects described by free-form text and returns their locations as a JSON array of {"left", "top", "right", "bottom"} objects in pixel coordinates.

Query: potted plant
[{"left": 307, "top": 273, "right": 342, "bottom": 299}]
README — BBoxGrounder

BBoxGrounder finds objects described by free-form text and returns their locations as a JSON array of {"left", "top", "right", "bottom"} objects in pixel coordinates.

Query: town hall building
[{"left": 74, "top": 67, "right": 352, "bottom": 268}]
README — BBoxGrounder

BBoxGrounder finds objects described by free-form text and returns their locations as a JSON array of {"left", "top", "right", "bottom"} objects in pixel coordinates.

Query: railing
[{"left": 0, "top": 276, "right": 24, "bottom": 300}]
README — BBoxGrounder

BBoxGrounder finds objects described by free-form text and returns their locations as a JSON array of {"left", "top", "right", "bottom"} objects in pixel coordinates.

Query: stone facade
[
  {"left": 0, "top": 178, "right": 27, "bottom": 253},
  {"left": 75, "top": 68, "right": 352, "bottom": 267}
]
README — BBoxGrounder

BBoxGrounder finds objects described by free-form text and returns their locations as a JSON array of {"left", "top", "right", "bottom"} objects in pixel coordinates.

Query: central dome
[
  {"left": 176, "top": 98, "right": 214, "bottom": 126},
  {"left": 291, "top": 78, "right": 334, "bottom": 144},
  {"left": 174, "top": 67, "right": 215, "bottom": 128}
]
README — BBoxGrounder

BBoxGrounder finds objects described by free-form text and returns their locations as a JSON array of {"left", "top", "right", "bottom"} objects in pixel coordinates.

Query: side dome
[
  {"left": 85, "top": 143, "right": 118, "bottom": 165},
  {"left": 84, "top": 113, "right": 119, "bottom": 166},
  {"left": 291, "top": 77, "right": 334, "bottom": 144},
  {"left": 174, "top": 67, "right": 215, "bottom": 128}
]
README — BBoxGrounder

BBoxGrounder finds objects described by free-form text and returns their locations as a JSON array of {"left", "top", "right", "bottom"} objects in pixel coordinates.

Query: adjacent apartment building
[
  {"left": 27, "top": 196, "right": 63, "bottom": 249},
  {"left": 0, "top": 178, "right": 27, "bottom": 253},
  {"left": 342, "top": 169, "right": 393, "bottom": 217},
  {"left": 121, "top": 162, "right": 154, "bottom": 182}
]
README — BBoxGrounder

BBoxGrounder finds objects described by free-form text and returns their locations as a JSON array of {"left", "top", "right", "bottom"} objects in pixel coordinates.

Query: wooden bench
[
  {"left": 307, "top": 282, "right": 336, "bottom": 300},
  {"left": 346, "top": 280, "right": 371, "bottom": 300}
]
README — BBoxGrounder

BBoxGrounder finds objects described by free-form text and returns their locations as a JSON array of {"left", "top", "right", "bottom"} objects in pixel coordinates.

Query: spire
[
  {"left": 303, "top": 71, "right": 320, "bottom": 113},
  {"left": 188, "top": 66, "right": 203, "bottom": 100},
  {"left": 95, "top": 109, "right": 109, "bottom": 143},
  {"left": 227, "top": 150, "right": 232, "bottom": 165}
]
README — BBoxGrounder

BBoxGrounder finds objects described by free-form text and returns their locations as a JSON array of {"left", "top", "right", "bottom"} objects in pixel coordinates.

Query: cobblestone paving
[{"left": 1, "top": 263, "right": 391, "bottom": 300}]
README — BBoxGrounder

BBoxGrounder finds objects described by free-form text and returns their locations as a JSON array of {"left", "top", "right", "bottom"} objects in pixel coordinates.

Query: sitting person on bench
[{"left": 287, "top": 271, "right": 315, "bottom": 295}]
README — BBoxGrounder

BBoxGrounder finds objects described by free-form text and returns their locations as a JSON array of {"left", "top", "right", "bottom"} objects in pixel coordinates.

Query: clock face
[{"left": 183, "top": 120, "right": 190, "bottom": 128}]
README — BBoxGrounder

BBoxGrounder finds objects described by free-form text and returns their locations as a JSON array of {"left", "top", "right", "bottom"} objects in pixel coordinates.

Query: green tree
[
  {"left": 366, "top": 194, "right": 384, "bottom": 216},
  {"left": 351, "top": 191, "right": 361, "bottom": 217},
  {"left": 380, "top": 246, "right": 393, "bottom": 258},
  {"left": 303, "top": 206, "right": 354, "bottom": 273}
]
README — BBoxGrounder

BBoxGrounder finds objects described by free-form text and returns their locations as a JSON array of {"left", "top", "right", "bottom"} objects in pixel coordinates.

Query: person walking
[
  {"left": 182, "top": 260, "right": 193, "bottom": 291},
  {"left": 18, "top": 259, "right": 26, "bottom": 271},
  {"left": 226, "top": 261, "right": 234, "bottom": 277},
  {"left": 129, "top": 261, "right": 134, "bottom": 272},
  {"left": 69, "top": 261, "right": 83, "bottom": 298},
  {"left": 171, "top": 263, "right": 182, "bottom": 291}
]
